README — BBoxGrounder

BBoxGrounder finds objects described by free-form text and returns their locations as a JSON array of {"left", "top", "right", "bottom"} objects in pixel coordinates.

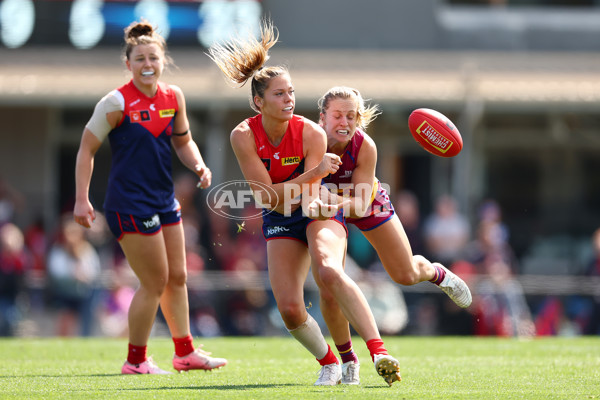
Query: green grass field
[{"left": 0, "top": 336, "right": 598, "bottom": 399}]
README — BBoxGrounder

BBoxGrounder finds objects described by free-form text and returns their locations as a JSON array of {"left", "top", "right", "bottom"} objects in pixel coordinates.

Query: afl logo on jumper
[{"left": 130, "top": 110, "right": 151, "bottom": 123}]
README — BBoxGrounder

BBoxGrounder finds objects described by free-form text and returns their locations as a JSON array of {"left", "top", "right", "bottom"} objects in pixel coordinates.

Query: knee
[
  {"left": 278, "top": 302, "right": 307, "bottom": 328},
  {"left": 316, "top": 263, "right": 344, "bottom": 289},
  {"left": 141, "top": 275, "right": 168, "bottom": 298},
  {"left": 167, "top": 267, "right": 188, "bottom": 288},
  {"left": 319, "top": 288, "right": 336, "bottom": 305},
  {"left": 388, "top": 254, "right": 430, "bottom": 286}
]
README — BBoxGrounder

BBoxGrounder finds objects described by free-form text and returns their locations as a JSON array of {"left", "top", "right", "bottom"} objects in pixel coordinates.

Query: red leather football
[{"left": 408, "top": 108, "right": 463, "bottom": 157}]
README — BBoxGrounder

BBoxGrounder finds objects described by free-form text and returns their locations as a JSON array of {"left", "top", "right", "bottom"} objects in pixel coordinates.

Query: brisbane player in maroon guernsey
[{"left": 318, "top": 86, "right": 473, "bottom": 383}]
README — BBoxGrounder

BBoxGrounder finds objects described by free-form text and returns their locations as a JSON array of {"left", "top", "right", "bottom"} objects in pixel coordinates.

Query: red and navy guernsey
[{"left": 104, "top": 80, "right": 179, "bottom": 216}]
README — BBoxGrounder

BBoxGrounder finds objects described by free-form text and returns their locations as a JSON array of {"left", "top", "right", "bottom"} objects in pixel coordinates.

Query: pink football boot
[
  {"left": 121, "top": 357, "right": 173, "bottom": 375},
  {"left": 173, "top": 346, "right": 227, "bottom": 372}
]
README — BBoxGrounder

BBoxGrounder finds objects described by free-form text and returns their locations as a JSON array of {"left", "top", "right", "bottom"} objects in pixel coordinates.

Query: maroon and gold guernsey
[{"left": 246, "top": 114, "right": 305, "bottom": 184}]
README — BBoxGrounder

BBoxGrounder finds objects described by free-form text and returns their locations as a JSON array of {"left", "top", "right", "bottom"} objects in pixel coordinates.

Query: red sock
[
  {"left": 366, "top": 338, "right": 388, "bottom": 362},
  {"left": 429, "top": 264, "right": 446, "bottom": 285},
  {"left": 173, "top": 334, "right": 195, "bottom": 357},
  {"left": 317, "top": 345, "right": 339, "bottom": 366},
  {"left": 336, "top": 340, "right": 359, "bottom": 364},
  {"left": 127, "top": 343, "right": 147, "bottom": 365}
]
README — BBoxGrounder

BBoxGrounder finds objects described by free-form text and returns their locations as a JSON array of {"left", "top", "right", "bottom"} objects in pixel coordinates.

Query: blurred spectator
[
  {"left": 586, "top": 227, "right": 600, "bottom": 277},
  {"left": 423, "top": 194, "right": 470, "bottom": 266},
  {"left": 0, "top": 223, "right": 31, "bottom": 336},
  {"left": 47, "top": 215, "right": 101, "bottom": 336},
  {"left": 475, "top": 254, "right": 535, "bottom": 337},
  {"left": 98, "top": 261, "right": 135, "bottom": 338},
  {"left": 222, "top": 258, "right": 271, "bottom": 336},
  {"left": 462, "top": 215, "right": 535, "bottom": 337},
  {"left": 532, "top": 227, "right": 600, "bottom": 336},
  {"left": 581, "top": 227, "right": 600, "bottom": 334},
  {"left": 0, "top": 177, "right": 25, "bottom": 226},
  {"left": 394, "top": 190, "right": 425, "bottom": 256},
  {"left": 463, "top": 219, "right": 517, "bottom": 274},
  {"left": 23, "top": 218, "right": 48, "bottom": 312}
]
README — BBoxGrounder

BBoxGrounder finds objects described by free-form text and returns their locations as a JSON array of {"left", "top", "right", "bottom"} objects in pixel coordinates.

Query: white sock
[{"left": 288, "top": 314, "right": 328, "bottom": 359}]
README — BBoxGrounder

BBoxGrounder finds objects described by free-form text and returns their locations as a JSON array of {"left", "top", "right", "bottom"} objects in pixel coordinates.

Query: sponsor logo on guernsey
[
  {"left": 261, "top": 158, "right": 271, "bottom": 170},
  {"left": 141, "top": 214, "right": 160, "bottom": 231},
  {"left": 129, "top": 99, "right": 141, "bottom": 107},
  {"left": 273, "top": 152, "right": 280, "bottom": 160},
  {"left": 150, "top": 104, "right": 156, "bottom": 111},
  {"left": 130, "top": 110, "right": 151, "bottom": 123},
  {"left": 416, "top": 120, "right": 453, "bottom": 153},
  {"left": 267, "top": 226, "right": 290, "bottom": 236},
  {"left": 281, "top": 156, "right": 301, "bottom": 166},
  {"left": 341, "top": 170, "right": 353, "bottom": 178},
  {"left": 159, "top": 108, "right": 176, "bottom": 118}
]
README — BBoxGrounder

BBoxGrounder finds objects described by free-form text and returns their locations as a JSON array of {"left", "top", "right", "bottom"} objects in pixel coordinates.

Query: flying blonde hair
[{"left": 207, "top": 20, "right": 288, "bottom": 112}]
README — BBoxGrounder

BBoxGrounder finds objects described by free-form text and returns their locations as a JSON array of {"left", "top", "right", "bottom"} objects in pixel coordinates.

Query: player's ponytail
[{"left": 208, "top": 19, "right": 288, "bottom": 112}]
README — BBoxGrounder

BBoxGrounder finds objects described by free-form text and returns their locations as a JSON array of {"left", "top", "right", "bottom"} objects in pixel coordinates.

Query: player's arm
[
  {"left": 169, "top": 85, "right": 211, "bottom": 189},
  {"left": 346, "top": 134, "right": 378, "bottom": 218},
  {"left": 301, "top": 119, "right": 348, "bottom": 220},
  {"left": 74, "top": 91, "right": 122, "bottom": 228}
]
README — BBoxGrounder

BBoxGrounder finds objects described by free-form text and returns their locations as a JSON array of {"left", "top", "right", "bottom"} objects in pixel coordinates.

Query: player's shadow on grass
[{"left": 111, "top": 384, "right": 301, "bottom": 390}]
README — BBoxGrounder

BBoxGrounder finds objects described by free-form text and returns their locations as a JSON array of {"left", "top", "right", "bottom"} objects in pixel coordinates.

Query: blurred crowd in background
[{"left": 1, "top": 172, "right": 599, "bottom": 339}]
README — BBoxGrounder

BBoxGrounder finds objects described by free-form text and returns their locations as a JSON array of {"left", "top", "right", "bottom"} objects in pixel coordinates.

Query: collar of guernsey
[
  {"left": 323, "top": 128, "right": 378, "bottom": 204},
  {"left": 246, "top": 114, "right": 306, "bottom": 184},
  {"left": 117, "top": 80, "right": 178, "bottom": 136}
]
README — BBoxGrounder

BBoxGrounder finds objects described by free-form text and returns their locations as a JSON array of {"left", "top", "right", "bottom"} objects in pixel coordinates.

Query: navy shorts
[
  {"left": 105, "top": 209, "right": 182, "bottom": 240},
  {"left": 262, "top": 206, "right": 346, "bottom": 246}
]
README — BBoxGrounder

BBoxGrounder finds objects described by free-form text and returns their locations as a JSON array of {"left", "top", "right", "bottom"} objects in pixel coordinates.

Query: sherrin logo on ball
[{"left": 408, "top": 108, "right": 463, "bottom": 158}]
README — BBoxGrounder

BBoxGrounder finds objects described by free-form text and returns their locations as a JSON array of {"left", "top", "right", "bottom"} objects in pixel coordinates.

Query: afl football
[{"left": 408, "top": 108, "right": 462, "bottom": 157}]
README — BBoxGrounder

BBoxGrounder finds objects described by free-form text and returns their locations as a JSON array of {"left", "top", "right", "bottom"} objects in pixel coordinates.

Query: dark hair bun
[{"left": 125, "top": 21, "right": 154, "bottom": 40}]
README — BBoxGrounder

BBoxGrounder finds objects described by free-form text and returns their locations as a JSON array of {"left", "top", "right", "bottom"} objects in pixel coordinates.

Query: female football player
[
  {"left": 74, "top": 20, "right": 227, "bottom": 374},
  {"left": 318, "top": 86, "right": 472, "bottom": 384},
  {"left": 207, "top": 21, "right": 401, "bottom": 386}
]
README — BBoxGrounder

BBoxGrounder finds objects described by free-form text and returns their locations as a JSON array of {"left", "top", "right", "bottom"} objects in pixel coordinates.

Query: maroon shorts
[{"left": 345, "top": 182, "right": 394, "bottom": 231}]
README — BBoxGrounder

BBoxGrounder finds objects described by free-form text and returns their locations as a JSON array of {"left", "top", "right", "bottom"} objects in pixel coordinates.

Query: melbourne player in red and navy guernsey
[
  {"left": 246, "top": 113, "right": 344, "bottom": 244},
  {"left": 104, "top": 80, "right": 181, "bottom": 236},
  {"left": 74, "top": 20, "right": 226, "bottom": 375}
]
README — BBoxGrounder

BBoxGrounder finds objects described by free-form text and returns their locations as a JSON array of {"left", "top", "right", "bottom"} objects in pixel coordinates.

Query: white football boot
[
  {"left": 374, "top": 354, "right": 401, "bottom": 387},
  {"left": 341, "top": 361, "right": 360, "bottom": 385},
  {"left": 314, "top": 362, "right": 342, "bottom": 386},
  {"left": 435, "top": 263, "right": 472, "bottom": 308}
]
